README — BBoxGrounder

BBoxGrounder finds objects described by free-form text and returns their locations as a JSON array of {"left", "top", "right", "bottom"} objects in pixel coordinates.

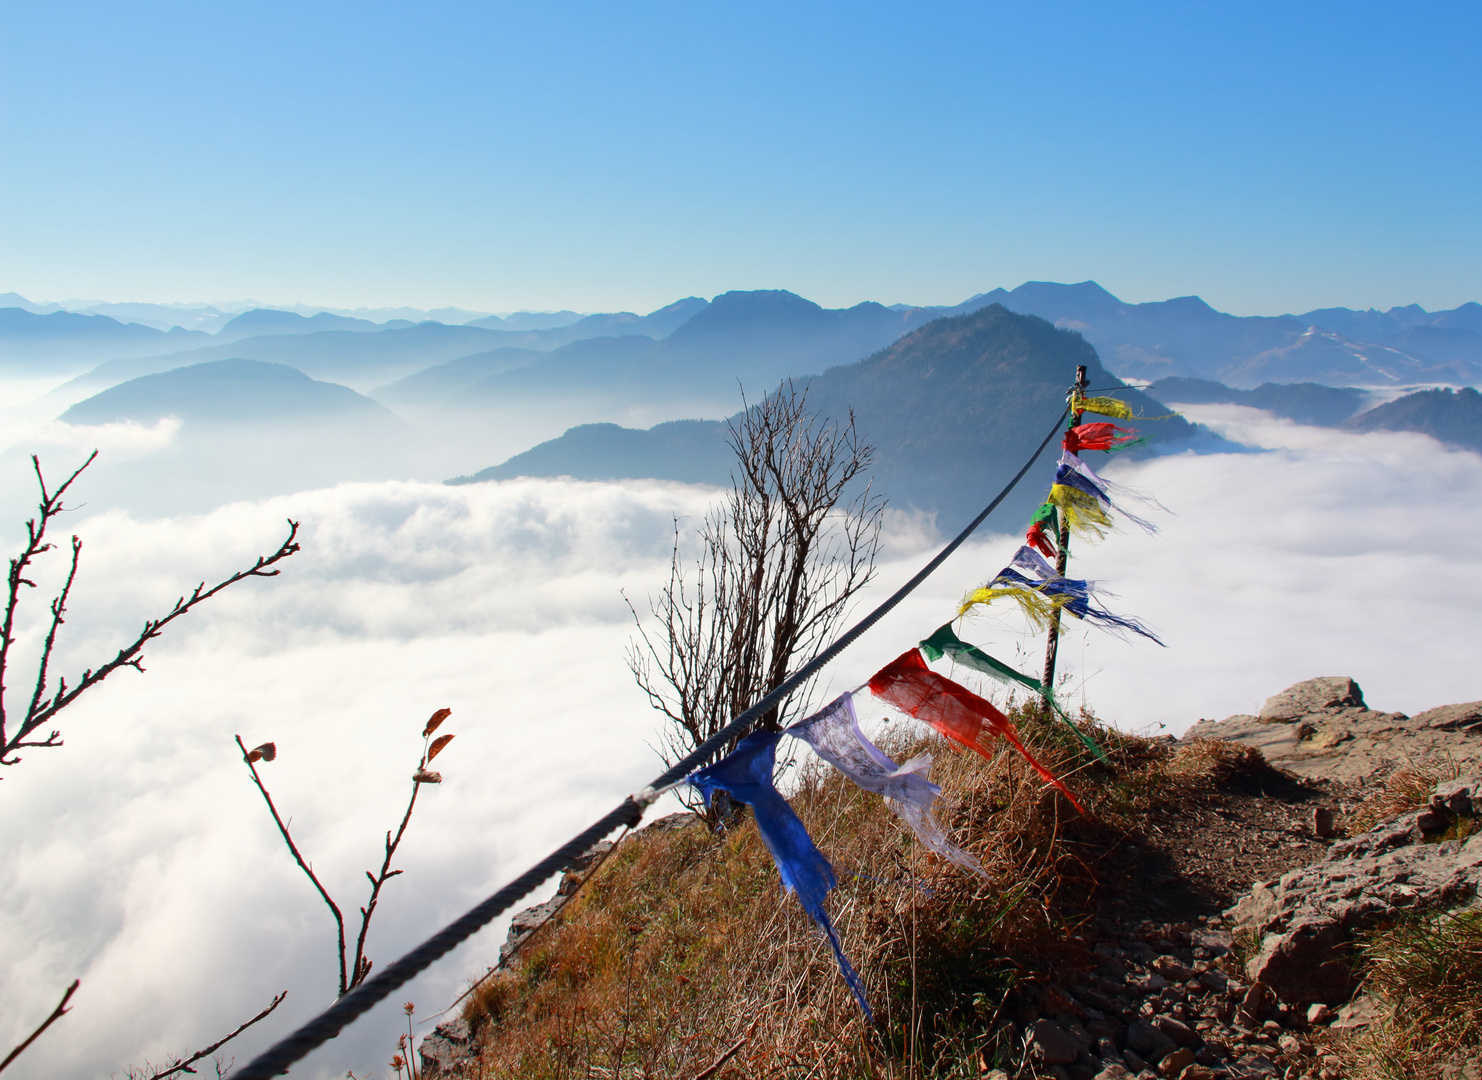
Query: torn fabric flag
[
  {"left": 788, "top": 694, "right": 987, "bottom": 879},
  {"left": 1048, "top": 483, "right": 1114, "bottom": 541},
  {"left": 688, "top": 731, "right": 872, "bottom": 1016},
  {"left": 868, "top": 649, "right": 1085, "bottom": 814},
  {"left": 1025, "top": 503, "right": 1060, "bottom": 557},
  {"left": 1072, "top": 394, "right": 1135, "bottom": 420},
  {"left": 918, "top": 624, "right": 1109, "bottom": 764},
  {"left": 1009, "top": 544, "right": 1060, "bottom": 581},
  {"left": 1063, "top": 423, "right": 1142, "bottom": 454}
]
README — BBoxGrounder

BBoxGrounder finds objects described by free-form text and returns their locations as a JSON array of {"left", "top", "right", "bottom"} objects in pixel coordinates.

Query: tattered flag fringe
[
  {"left": 787, "top": 694, "right": 987, "bottom": 879},
  {"left": 919, "top": 624, "right": 1109, "bottom": 764},
  {"left": 1047, "top": 484, "right": 1114, "bottom": 541},
  {"left": 1063, "top": 423, "right": 1142, "bottom": 454},
  {"left": 868, "top": 649, "right": 1085, "bottom": 814},
  {"left": 689, "top": 732, "right": 872, "bottom": 1017}
]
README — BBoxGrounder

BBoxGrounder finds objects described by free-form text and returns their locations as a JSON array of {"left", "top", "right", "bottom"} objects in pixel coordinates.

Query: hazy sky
[{"left": 2, "top": 1, "right": 1478, "bottom": 315}]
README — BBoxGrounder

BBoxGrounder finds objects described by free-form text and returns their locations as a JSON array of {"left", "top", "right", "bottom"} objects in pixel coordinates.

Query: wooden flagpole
[{"left": 1041, "top": 364, "right": 1088, "bottom": 692}]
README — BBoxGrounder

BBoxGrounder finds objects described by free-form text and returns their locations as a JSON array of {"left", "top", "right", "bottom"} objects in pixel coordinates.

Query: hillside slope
[{"left": 1342, "top": 386, "right": 1482, "bottom": 453}]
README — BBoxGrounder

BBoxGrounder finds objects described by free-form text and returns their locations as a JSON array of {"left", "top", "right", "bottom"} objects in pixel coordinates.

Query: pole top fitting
[{"left": 1066, "top": 364, "right": 1089, "bottom": 402}]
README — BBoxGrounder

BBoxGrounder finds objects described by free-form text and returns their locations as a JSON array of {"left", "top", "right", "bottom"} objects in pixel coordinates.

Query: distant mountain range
[
  {"left": 8, "top": 282, "right": 1480, "bottom": 398},
  {"left": 1152, "top": 377, "right": 1373, "bottom": 427},
  {"left": 451, "top": 304, "right": 1202, "bottom": 523},
  {"left": 0, "top": 308, "right": 213, "bottom": 370},
  {"left": 1151, "top": 375, "right": 1482, "bottom": 455},
  {"left": 976, "top": 282, "right": 1482, "bottom": 387}
]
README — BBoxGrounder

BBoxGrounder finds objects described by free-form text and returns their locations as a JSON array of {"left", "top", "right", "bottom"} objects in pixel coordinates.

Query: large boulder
[
  {"left": 1227, "top": 773, "right": 1482, "bottom": 1004},
  {"left": 1182, "top": 677, "right": 1482, "bottom": 781},
  {"left": 1258, "top": 677, "right": 1365, "bottom": 722}
]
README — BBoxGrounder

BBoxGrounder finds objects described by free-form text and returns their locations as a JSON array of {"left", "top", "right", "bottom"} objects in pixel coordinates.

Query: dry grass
[
  {"left": 458, "top": 706, "right": 1241, "bottom": 1080},
  {"left": 1349, "top": 766, "right": 1450, "bottom": 834},
  {"left": 1339, "top": 906, "right": 1482, "bottom": 1080}
]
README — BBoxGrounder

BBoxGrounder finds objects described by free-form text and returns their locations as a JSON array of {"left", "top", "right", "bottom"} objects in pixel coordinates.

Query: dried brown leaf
[
  {"left": 250, "top": 742, "right": 276, "bottom": 763},
  {"left": 423, "top": 708, "right": 452, "bottom": 738},
  {"left": 247, "top": 750, "right": 262, "bottom": 764},
  {"left": 427, "top": 733, "right": 455, "bottom": 762},
  {"left": 412, "top": 768, "right": 443, "bottom": 784}
]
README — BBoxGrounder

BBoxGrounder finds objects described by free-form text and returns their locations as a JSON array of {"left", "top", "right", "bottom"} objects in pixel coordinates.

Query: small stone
[
  {"left": 1330, "top": 995, "right": 1383, "bottom": 1029},
  {"left": 1122, "top": 1049, "right": 1149, "bottom": 1073},
  {"left": 1260, "top": 1019, "right": 1282, "bottom": 1035},
  {"left": 1096, "top": 1037, "right": 1122, "bottom": 1060},
  {"left": 1093, "top": 1064, "right": 1133, "bottom": 1080},
  {"left": 1028, "top": 1019, "right": 1084, "bottom": 1066},
  {"left": 1156, "top": 1047, "right": 1194, "bottom": 1076},
  {"left": 1312, "top": 807, "right": 1337, "bottom": 837},
  {"left": 1198, "top": 969, "right": 1229, "bottom": 992},
  {"left": 1306, "top": 1003, "right": 1334, "bottom": 1025},
  {"left": 1152, "top": 1015, "right": 1200, "bottom": 1047},
  {"left": 1240, "top": 1053, "right": 1280, "bottom": 1077},
  {"left": 1180, "top": 1068, "right": 1219, "bottom": 1080}
]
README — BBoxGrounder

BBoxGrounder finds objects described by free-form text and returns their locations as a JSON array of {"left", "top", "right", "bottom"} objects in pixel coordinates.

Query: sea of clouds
[{"left": 0, "top": 403, "right": 1478, "bottom": 1078}]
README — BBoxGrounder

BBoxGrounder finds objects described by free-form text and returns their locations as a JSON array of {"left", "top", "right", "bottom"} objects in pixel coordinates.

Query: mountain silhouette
[
  {"left": 60, "top": 359, "right": 395, "bottom": 427},
  {"left": 1153, "top": 377, "right": 1371, "bottom": 426},
  {"left": 215, "top": 308, "right": 405, "bottom": 342},
  {"left": 1343, "top": 386, "right": 1482, "bottom": 453},
  {"left": 0, "top": 307, "right": 212, "bottom": 370}
]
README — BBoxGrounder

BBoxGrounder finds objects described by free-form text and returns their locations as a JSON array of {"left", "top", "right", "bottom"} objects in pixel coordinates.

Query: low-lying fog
[{"left": 0, "top": 397, "right": 1477, "bottom": 1078}]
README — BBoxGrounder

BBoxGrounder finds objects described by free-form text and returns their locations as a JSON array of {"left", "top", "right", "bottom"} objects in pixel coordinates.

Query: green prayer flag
[{"left": 917, "top": 624, "right": 1109, "bottom": 764}]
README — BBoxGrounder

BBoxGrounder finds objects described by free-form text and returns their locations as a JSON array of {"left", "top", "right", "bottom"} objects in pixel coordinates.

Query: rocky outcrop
[
  {"left": 1227, "top": 773, "right": 1482, "bottom": 1005},
  {"left": 1182, "top": 677, "right": 1482, "bottom": 781}
]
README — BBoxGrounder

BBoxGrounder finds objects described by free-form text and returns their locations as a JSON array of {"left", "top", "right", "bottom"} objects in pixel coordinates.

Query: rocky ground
[
  {"left": 421, "top": 677, "right": 1482, "bottom": 1079},
  {"left": 999, "top": 677, "right": 1482, "bottom": 1080}
]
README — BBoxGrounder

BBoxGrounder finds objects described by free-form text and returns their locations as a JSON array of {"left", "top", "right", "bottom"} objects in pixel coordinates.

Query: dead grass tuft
[
  {"left": 1349, "top": 766, "right": 1447, "bottom": 835},
  {"left": 1340, "top": 906, "right": 1482, "bottom": 1080}
]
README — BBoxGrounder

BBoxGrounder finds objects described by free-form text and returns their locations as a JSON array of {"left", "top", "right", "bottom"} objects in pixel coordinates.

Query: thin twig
[
  {"left": 237, "top": 734, "right": 349, "bottom": 995},
  {"left": 144, "top": 991, "right": 287, "bottom": 1079},
  {"left": 350, "top": 778, "right": 421, "bottom": 991},
  {"left": 0, "top": 978, "right": 79, "bottom": 1073}
]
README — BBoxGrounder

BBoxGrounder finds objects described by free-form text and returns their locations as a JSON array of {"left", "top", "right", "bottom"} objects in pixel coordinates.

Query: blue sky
[{"left": 1, "top": 1, "right": 1477, "bottom": 315}]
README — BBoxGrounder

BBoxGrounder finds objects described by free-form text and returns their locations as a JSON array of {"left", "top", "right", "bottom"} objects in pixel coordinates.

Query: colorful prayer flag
[
  {"left": 788, "top": 694, "right": 987, "bottom": 879},
  {"left": 689, "top": 732, "right": 872, "bottom": 1016},
  {"left": 867, "top": 649, "right": 1085, "bottom": 814}
]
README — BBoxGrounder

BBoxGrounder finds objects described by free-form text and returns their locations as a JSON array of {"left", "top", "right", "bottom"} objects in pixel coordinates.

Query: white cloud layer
[{"left": 0, "top": 406, "right": 1478, "bottom": 1078}]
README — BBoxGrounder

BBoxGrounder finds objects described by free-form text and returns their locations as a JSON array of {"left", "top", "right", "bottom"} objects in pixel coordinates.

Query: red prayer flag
[
  {"left": 867, "top": 649, "right": 1085, "bottom": 814},
  {"left": 1063, "top": 423, "right": 1139, "bottom": 454},
  {"left": 1025, "top": 522, "right": 1057, "bottom": 558}
]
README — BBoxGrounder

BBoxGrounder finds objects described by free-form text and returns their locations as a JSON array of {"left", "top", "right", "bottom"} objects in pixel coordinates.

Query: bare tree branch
[
  {"left": 138, "top": 990, "right": 287, "bottom": 1079},
  {"left": 0, "top": 978, "right": 79, "bottom": 1074},
  {"left": 0, "top": 450, "right": 301, "bottom": 771},
  {"left": 627, "top": 381, "right": 884, "bottom": 823},
  {"left": 238, "top": 713, "right": 446, "bottom": 996}
]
